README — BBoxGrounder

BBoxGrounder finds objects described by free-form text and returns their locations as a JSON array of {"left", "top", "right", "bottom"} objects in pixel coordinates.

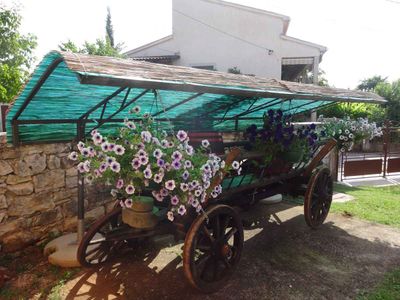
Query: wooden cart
[{"left": 77, "top": 137, "right": 337, "bottom": 293}]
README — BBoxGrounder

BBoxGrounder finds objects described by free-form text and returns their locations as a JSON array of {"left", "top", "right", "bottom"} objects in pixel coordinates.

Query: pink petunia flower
[
  {"left": 125, "top": 185, "right": 135, "bottom": 195},
  {"left": 165, "top": 180, "right": 176, "bottom": 191},
  {"left": 177, "top": 205, "right": 187, "bottom": 216},
  {"left": 167, "top": 211, "right": 174, "bottom": 222},
  {"left": 110, "top": 161, "right": 121, "bottom": 173},
  {"left": 114, "top": 145, "right": 125, "bottom": 155},
  {"left": 68, "top": 151, "right": 78, "bottom": 161},
  {"left": 116, "top": 179, "right": 124, "bottom": 189},
  {"left": 124, "top": 198, "right": 133, "bottom": 208},
  {"left": 176, "top": 130, "right": 188, "bottom": 142},
  {"left": 171, "top": 195, "right": 179, "bottom": 206}
]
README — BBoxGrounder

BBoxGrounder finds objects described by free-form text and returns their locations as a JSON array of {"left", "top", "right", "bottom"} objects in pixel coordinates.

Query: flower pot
[
  {"left": 122, "top": 196, "right": 158, "bottom": 229},
  {"left": 283, "top": 148, "right": 305, "bottom": 164},
  {"left": 265, "top": 158, "right": 293, "bottom": 176}
]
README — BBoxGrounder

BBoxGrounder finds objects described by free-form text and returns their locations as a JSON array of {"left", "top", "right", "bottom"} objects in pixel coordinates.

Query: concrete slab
[
  {"left": 43, "top": 233, "right": 81, "bottom": 268},
  {"left": 333, "top": 192, "right": 355, "bottom": 203},
  {"left": 343, "top": 174, "right": 400, "bottom": 187}
]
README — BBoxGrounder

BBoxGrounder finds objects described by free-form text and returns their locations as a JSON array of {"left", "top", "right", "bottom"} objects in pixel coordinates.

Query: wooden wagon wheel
[
  {"left": 77, "top": 206, "right": 126, "bottom": 267},
  {"left": 304, "top": 166, "right": 333, "bottom": 228},
  {"left": 183, "top": 205, "right": 244, "bottom": 293}
]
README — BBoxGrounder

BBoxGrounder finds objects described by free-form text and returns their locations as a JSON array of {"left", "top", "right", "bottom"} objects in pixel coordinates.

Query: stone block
[
  {"left": 47, "top": 155, "right": 61, "bottom": 170},
  {"left": 0, "top": 211, "right": 6, "bottom": 223},
  {"left": 0, "top": 147, "right": 19, "bottom": 160},
  {"left": 42, "top": 143, "right": 70, "bottom": 155},
  {"left": 62, "top": 199, "right": 78, "bottom": 217},
  {"left": 1, "top": 231, "right": 39, "bottom": 252},
  {"left": 7, "top": 192, "right": 55, "bottom": 217},
  {"left": 63, "top": 216, "right": 77, "bottom": 231},
  {"left": 0, "top": 161, "right": 13, "bottom": 176},
  {"left": 0, "top": 194, "right": 7, "bottom": 209},
  {"left": 14, "top": 154, "right": 46, "bottom": 176},
  {"left": 65, "top": 167, "right": 77, "bottom": 177},
  {"left": 65, "top": 175, "right": 78, "bottom": 189},
  {"left": 61, "top": 156, "right": 75, "bottom": 169},
  {"left": 33, "top": 169, "right": 65, "bottom": 193},
  {"left": 0, "top": 218, "right": 28, "bottom": 238},
  {"left": 30, "top": 208, "right": 62, "bottom": 227},
  {"left": 6, "top": 175, "right": 31, "bottom": 185},
  {"left": 7, "top": 182, "right": 34, "bottom": 196}
]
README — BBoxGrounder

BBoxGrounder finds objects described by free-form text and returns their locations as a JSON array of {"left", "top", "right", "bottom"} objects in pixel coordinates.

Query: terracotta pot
[{"left": 122, "top": 196, "right": 158, "bottom": 229}]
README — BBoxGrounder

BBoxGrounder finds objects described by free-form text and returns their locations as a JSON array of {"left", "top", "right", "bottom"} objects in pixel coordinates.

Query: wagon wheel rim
[
  {"left": 78, "top": 207, "right": 127, "bottom": 267},
  {"left": 305, "top": 168, "right": 333, "bottom": 228},
  {"left": 183, "top": 205, "right": 244, "bottom": 293}
]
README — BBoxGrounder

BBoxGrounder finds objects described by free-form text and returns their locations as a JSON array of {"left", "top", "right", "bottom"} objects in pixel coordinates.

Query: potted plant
[{"left": 69, "top": 107, "right": 237, "bottom": 229}]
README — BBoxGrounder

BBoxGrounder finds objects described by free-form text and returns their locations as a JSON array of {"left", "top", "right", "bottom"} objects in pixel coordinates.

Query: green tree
[
  {"left": 0, "top": 5, "right": 37, "bottom": 103},
  {"left": 106, "top": 7, "right": 114, "bottom": 48},
  {"left": 58, "top": 8, "right": 124, "bottom": 58},
  {"left": 357, "top": 75, "right": 388, "bottom": 92},
  {"left": 375, "top": 80, "right": 400, "bottom": 122}
]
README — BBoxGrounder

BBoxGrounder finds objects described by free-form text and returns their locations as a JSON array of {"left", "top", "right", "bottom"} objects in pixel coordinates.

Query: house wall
[
  {"left": 129, "top": 0, "right": 323, "bottom": 79},
  {"left": 0, "top": 139, "right": 113, "bottom": 252}
]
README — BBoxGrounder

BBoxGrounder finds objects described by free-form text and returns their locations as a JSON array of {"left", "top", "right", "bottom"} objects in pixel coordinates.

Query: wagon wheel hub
[{"left": 220, "top": 244, "right": 232, "bottom": 258}]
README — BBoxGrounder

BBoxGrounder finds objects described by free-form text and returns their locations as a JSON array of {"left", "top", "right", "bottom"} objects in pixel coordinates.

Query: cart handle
[{"left": 303, "top": 138, "right": 337, "bottom": 177}]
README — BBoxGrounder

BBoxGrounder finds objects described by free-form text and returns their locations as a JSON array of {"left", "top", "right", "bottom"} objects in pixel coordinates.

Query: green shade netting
[{"left": 6, "top": 52, "right": 329, "bottom": 143}]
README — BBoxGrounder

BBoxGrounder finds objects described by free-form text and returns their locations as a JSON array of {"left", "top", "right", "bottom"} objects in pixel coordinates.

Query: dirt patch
[{"left": 1, "top": 202, "right": 399, "bottom": 299}]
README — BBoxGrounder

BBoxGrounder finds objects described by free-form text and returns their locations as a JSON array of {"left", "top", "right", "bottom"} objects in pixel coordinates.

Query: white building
[{"left": 126, "top": 0, "right": 327, "bottom": 82}]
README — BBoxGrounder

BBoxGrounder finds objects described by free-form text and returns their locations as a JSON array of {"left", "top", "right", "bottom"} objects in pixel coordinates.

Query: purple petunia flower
[
  {"left": 90, "top": 129, "right": 98, "bottom": 136},
  {"left": 185, "top": 145, "right": 194, "bottom": 156},
  {"left": 164, "top": 162, "right": 171, "bottom": 171},
  {"left": 144, "top": 166, "right": 152, "bottom": 179},
  {"left": 94, "top": 169, "right": 101, "bottom": 177},
  {"left": 137, "top": 149, "right": 147, "bottom": 157},
  {"left": 178, "top": 205, "right": 187, "bottom": 216},
  {"left": 184, "top": 160, "right": 192, "bottom": 169},
  {"left": 77, "top": 162, "right": 86, "bottom": 173},
  {"left": 101, "top": 142, "right": 110, "bottom": 152},
  {"left": 192, "top": 199, "right": 199, "bottom": 208},
  {"left": 81, "top": 148, "right": 90, "bottom": 157},
  {"left": 125, "top": 185, "right": 135, "bottom": 195},
  {"left": 116, "top": 179, "right": 124, "bottom": 189},
  {"left": 153, "top": 149, "right": 163, "bottom": 159},
  {"left": 211, "top": 191, "right": 218, "bottom": 198},
  {"left": 131, "top": 106, "right": 141, "bottom": 114},
  {"left": 153, "top": 173, "right": 163, "bottom": 183},
  {"left": 141, "top": 131, "right": 152, "bottom": 143},
  {"left": 165, "top": 179, "right": 175, "bottom": 191},
  {"left": 172, "top": 160, "right": 182, "bottom": 170},
  {"left": 161, "top": 140, "right": 169, "bottom": 148},
  {"left": 157, "top": 159, "right": 165, "bottom": 168},
  {"left": 114, "top": 145, "right": 125, "bottom": 155},
  {"left": 232, "top": 161, "right": 240, "bottom": 170},
  {"left": 110, "top": 161, "right": 121, "bottom": 173},
  {"left": 106, "top": 156, "right": 115, "bottom": 165},
  {"left": 194, "top": 189, "right": 202, "bottom": 197},
  {"left": 77, "top": 141, "right": 85, "bottom": 151},
  {"left": 131, "top": 158, "right": 141, "bottom": 170},
  {"left": 171, "top": 195, "right": 179, "bottom": 206},
  {"left": 201, "top": 139, "right": 210, "bottom": 148},
  {"left": 196, "top": 205, "right": 202, "bottom": 213},
  {"left": 176, "top": 130, "right": 188, "bottom": 142},
  {"left": 139, "top": 155, "right": 149, "bottom": 165},
  {"left": 182, "top": 170, "right": 190, "bottom": 181},
  {"left": 180, "top": 183, "right": 189, "bottom": 192},
  {"left": 68, "top": 151, "right": 78, "bottom": 161},
  {"left": 99, "top": 162, "right": 108, "bottom": 173},
  {"left": 160, "top": 188, "right": 169, "bottom": 197},
  {"left": 108, "top": 143, "right": 116, "bottom": 151},
  {"left": 125, "top": 198, "right": 133, "bottom": 208},
  {"left": 171, "top": 151, "right": 182, "bottom": 161},
  {"left": 137, "top": 142, "right": 145, "bottom": 150}
]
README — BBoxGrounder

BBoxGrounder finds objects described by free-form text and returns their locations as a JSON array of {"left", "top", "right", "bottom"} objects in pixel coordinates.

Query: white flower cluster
[{"left": 319, "top": 116, "right": 383, "bottom": 152}]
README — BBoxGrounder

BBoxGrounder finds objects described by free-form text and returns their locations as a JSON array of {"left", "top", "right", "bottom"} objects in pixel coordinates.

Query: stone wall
[{"left": 0, "top": 140, "right": 113, "bottom": 252}]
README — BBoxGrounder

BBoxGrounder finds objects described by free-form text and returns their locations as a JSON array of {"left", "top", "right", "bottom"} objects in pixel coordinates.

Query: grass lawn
[
  {"left": 331, "top": 184, "right": 400, "bottom": 228},
  {"left": 359, "top": 268, "right": 400, "bottom": 300}
]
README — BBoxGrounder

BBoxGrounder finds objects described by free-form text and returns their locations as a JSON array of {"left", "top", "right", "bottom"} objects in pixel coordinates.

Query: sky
[{"left": 3, "top": 0, "right": 400, "bottom": 88}]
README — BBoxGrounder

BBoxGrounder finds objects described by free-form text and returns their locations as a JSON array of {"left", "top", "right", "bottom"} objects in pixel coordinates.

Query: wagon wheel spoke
[
  {"left": 202, "top": 225, "right": 215, "bottom": 243},
  {"left": 224, "top": 227, "right": 237, "bottom": 242},
  {"left": 88, "top": 237, "right": 106, "bottom": 245},
  {"left": 87, "top": 244, "right": 107, "bottom": 261},
  {"left": 212, "top": 215, "right": 221, "bottom": 239},
  {"left": 85, "top": 245, "right": 102, "bottom": 257}
]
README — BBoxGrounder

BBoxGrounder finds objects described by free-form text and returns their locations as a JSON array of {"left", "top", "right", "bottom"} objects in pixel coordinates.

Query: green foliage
[
  {"left": 357, "top": 75, "right": 388, "bottom": 92},
  {"left": 106, "top": 7, "right": 114, "bottom": 48},
  {"left": 319, "top": 103, "right": 386, "bottom": 123},
  {"left": 375, "top": 80, "right": 400, "bottom": 122},
  {"left": 228, "top": 67, "right": 241, "bottom": 74},
  {"left": 0, "top": 4, "right": 37, "bottom": 103},
  {"left": 58, "top": 7, "right": 124, "bottom": 58},
  {"left": 331, "top": 184, "right": 400, "bottom": 227}
]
